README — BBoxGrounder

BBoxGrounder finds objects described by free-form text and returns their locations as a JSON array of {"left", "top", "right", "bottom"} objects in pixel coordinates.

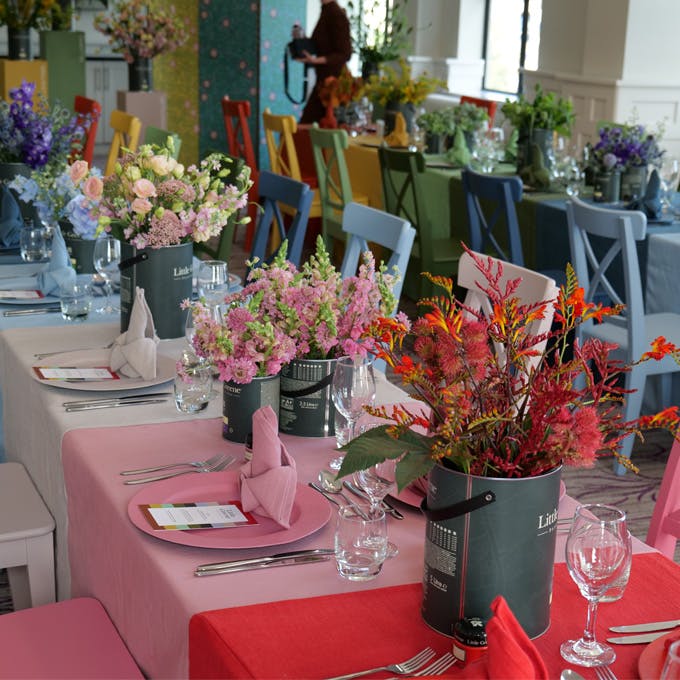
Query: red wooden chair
[
  {"left": 646, "top": 439, "right": 680, "bottom": 559},
  {"left": 221, "top": 96, "right": 259, "bottom": 250},
  {"left": 72, "top": 95, "right": 102, "bottom": 166},
  {"left": 460, "top": 95, "right": 498, "bottom": 126}
]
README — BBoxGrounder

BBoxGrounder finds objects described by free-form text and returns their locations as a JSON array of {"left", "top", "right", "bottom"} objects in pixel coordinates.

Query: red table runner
[{"left": 189, "top": 553, "right": 680, "bottom": 679}]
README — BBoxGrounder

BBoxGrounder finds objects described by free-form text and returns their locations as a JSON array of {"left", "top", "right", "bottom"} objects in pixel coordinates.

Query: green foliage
[
  {"left": 501, "top": 84, "right": 574, "bottom": 136},
  {"left": 416, "top": 109, "right": 455, "bottom": 135}
]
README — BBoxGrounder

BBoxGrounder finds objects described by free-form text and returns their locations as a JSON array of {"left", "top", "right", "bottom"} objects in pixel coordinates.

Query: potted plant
[
  {"left": 415, "top": 109, "right": 455, "bottom": 154},
  {"left": 94, "top": 0, "right": 188, "bottom": 91},
  {"left": 363, "top": 59, "right": 444, "bottom": 134},
  {"left": 78, "top": 143, "right": 251, "bottom": 338},
  {"left": 346, "top": 0, "right": 412, "bottom": 79},
  {"left": 318, "top": 66, "right": 365, "bottom": 128},
  {"left": 501, "top": 84, "right": 574, "bottom": 173},
  {"left": 339, "top": 249, "right": 680, "bottom": 638},
  {"left": 0, "top": 0, "right": 55, "bottom": 59}
]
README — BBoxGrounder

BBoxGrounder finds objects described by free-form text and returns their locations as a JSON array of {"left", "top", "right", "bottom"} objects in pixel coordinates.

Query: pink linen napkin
[
  {"left": 239, "top": 406, "right": 297, "bottom": 528},
  {"left": 486, "top": 595, "right": 548, "bottom": 679},
  {"left": 110, "top": 286, "right": 159, "bottom": 380}
]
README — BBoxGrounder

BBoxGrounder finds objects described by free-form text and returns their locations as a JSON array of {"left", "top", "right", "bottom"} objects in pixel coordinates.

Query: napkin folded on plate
[
  {"left": 0, "top": 185, "right": 22, "bottom": 248},
  {"left": 627, "top": 168, "right": 662, "bottom": 219},
  {"left": 485, "top": 595, "right": 548, "bottom": 680},
  {"left": 239, "top": 406, "right": 297, "bottom": 528},
  {"left": 384, "top": 112, "right": 410, "bottom": 148},
  {"left": 109, "top": 286, "right": 159, "bottom": 380},
  {"left": 37, "top": 227, "right": 76, "bottom": 296}
]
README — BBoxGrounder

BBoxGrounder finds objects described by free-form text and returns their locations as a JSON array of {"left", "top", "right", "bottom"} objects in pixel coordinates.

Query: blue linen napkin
[
  {"left": 36, "top": 227, "right": 75, "bottom": 296},
  {"left": 627, "top": 168, "right": 662, "bottom": 219},
  {"left": 0, "top": 186, "right": 23, "bottom": 248}
]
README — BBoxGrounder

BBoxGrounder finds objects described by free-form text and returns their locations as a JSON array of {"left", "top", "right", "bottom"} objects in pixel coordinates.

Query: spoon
[
  {"left": 560, "top": 670, "right": 586, "bottom": 680},
  {"left": 318, "top": 470, "right": 370, "bottom": 520}
]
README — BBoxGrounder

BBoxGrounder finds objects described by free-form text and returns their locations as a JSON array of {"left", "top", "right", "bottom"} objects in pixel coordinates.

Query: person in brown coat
[{"left": 297, "top": 0, "right": 352, "bottom": 124}]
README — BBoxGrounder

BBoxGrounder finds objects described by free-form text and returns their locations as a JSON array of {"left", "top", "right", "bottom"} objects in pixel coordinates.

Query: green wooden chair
[
  {"left": 144, "top": 125, "right": 182, "bottom": 159},
  {"left": 378, "top": 147, "right": 464, "bottom": 300},
  {"left": 193, "top": 154, "right": 246, "bottom": 263},
  {"left": 308, "top": 124, "right": 369, "bottom": 251}
]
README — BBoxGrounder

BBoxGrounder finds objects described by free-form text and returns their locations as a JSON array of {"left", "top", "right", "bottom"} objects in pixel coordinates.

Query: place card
[
  {"left": 139, "top": 501, "right": 258, "bottom": 531},
  {"left": 33, "top": 366, "right": 120, "bottom": 381},
  {"left": 0, "top": 290, "right": 44, "bottom": 299}
]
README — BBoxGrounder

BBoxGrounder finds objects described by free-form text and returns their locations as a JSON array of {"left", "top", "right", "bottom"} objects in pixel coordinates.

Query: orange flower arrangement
[{"left": 319, "top": 67, "right": 364, "bottom": 108}]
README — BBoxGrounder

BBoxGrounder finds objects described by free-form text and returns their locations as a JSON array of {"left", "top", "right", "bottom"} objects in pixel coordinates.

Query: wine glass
[
  {"left": 355, "top": 459, "right": 399, "bottom": 557},
  {"left": 560, "top": 504, "right": 631, "bottom": 667},
  {"left": 329, "top": 356, "right": 376, "bottom": 471},
  {"left": 197, "top": 260, "right": 229, "bottom": 319},
  {"left": 659, "top": 157, "right": 679, "bottom": 217},
  {"left": 92, "top": 235, "right": 121, "bottom": 314}
]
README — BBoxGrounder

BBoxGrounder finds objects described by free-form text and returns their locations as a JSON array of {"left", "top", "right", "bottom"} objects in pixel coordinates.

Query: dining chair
[
  {"left": 646, "top": 439, "right": 680, "bottom": 559},
  {"left": 222, "top": 96, "right": 259, "bottom": 250},
  {"left": 248, "top": 170, "right": 313, "bottom": 271},
  {"left": 193, "top": 154, "right": 246, "bottom": 264},
  {"left": 378, "top": 146, "right": 464, "bottom": 300},
  {"left": 457, "top": 249, "right": 559, "bottom": 373},
  {"left": 460, "top": 95, "right": 498, "bottom": 126},
  {"left": 144, "top": 125, "right": 182, "bottom": 159},
  {"left": 308, "top": 124, "right": 370, "bottom": 251},
  {"left": 104, "top": 110, "right": 142, "bottom": 176},
  {"left": 72, "top": 95, "right": 102, "bottom": 166},
  {"left": 262, "top": 108, "right": 321, "bottom": 219},
  {"left": 567, "top": 196, "right": 680, "bottom": 474}
]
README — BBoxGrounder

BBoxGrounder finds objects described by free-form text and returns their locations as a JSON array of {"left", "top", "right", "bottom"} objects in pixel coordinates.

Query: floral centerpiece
[
  {"left": 592, "top": 123, "right": 664, "bottom": 171},
  {"left": 319, "top": 67, "right": 364, "bottom": 110},
  {"left": 363, "top": 58, "right": 443, "bottom": 107},
  {"left": 339, "top": 251, "right": 680, "bottom": 488},
  {"left": 94, "top": 0, "right": 187, "bottom": 64},
  {"left": 0, "top": 0, "right": 55, "bottom": 30}
]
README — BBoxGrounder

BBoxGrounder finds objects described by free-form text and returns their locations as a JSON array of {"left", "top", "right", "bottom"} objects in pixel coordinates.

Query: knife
[
  {"left": 195, "top": 549, "right": 335, "bottom": 576},
  {"left": 607, "top": 631, "right": 669, "bottom": 645},
  {"left": 65, "top": 398, "right": 169, "bottom": 412},
  {"left": 3, "top": 306, "right": 61, "bottom": 317},
  {"left": 343, "top": 480, "right": 405, "bottom": 520},
  {"left": 62, "top": 392, "right": 173, "bottom": 407},
  {"left": 609, "top": 619, "right": 680, "bottom": 634}
]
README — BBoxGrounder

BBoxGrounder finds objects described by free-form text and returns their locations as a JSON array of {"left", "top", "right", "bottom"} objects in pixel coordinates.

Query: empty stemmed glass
[
  {"left": 92, "top": 235, "right": 121, "bottom": 314},
  {"left": 659, "top": 157, "right": 680, "bottom": 218},
  {"left": 355, "top": 458, "right": 399, "bottom": 557},
  {"left": 197, "top": 260, "right": 229, "bottom": 319},
  {"left": 329, "top": 356, "right": 376, "bottom": 471},
  {"left": 560, "top": 503, "right": 631, "bottom": 667}
]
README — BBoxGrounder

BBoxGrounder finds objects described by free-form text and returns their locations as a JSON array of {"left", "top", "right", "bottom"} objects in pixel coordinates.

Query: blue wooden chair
[
  {"left": 567, "top": 196, "right": 680, "bottom": 474},
  {"left": 249, "top": 170, "right": 313, "bottom": 271}
]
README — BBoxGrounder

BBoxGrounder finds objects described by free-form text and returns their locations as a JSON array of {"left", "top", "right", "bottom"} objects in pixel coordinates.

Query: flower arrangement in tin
[
  {"left": 0, "top": 0, "right": 56, "bottom": 30},
  {"left": 362, "top": 59, "right": 443, "bottom": 106},
  {"left": 592, "top": 123, "right": 664, "bottom": 171},
  {"left": 319, "top": 66, "right": 364, "bottom": 108},
  {"left": 339, "top": 249, "right": 680, "bottom": 488}
]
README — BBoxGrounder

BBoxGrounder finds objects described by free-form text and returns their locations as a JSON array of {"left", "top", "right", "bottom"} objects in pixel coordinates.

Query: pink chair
[
  {"left": 646, "top": 439, "right": 680, "bottom": 559},
  {"left": 0, "top": 597, "right": 143, "bottom": 679}
]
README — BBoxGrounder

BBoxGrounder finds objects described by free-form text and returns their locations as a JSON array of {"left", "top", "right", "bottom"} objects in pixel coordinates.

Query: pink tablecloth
[{"left": 189, "top": 553, "right": 680, "bottom": 680}]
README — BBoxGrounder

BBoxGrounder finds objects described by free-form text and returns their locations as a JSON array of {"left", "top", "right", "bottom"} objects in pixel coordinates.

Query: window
[{"left": 482, "top": 0, "right": 542, "bottom": 95}]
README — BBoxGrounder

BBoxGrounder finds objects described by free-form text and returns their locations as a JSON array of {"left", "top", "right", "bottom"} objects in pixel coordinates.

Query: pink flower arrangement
[
  {"left": 94, "top": 0, "right": 187, "bottom": 63},
  {"left": 188, "top": 237, "right": 399, "bottom": 383},
  {"left": 80, "top": 145, "right": 252, "bottom": 249}
]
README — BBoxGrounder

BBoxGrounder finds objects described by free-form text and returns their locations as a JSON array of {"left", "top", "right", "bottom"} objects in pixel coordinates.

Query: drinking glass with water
[
  {"left": 20, "top": 219, "right": 47, "bottom": 262},
  {"left": 59, "top": 276, "right": 93, "bottom": 322}
]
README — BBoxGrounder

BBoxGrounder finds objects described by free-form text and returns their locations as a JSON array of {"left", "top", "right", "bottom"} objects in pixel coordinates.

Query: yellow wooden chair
[{"left": 105, "top": 110, "right": 142, "bottom": 176}]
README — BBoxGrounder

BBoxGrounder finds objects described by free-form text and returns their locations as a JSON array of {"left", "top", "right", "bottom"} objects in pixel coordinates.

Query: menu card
[
  {"left": 139, "top": 501, "right": 258, "bottom": 531},
  {"left": 33, "top": 367, "right": 120, "bottom": 381},
  {"left": 0, "top": 290, "right": 44, "bottom": 299}
]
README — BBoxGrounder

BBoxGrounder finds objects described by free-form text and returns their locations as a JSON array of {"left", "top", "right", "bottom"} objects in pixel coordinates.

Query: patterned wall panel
[{"left": 154, "top": 0, "right": 199, "bottom": 166}]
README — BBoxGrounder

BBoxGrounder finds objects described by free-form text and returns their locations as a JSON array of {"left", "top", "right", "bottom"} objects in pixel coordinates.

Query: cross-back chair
[
  {"left": 308, "top": 125, "right": 369, "bottom": 251},
  {"left": 222, "top": 97, "right": 259, "bottom": 250},
  {"left": 144, "top": 125, "right": 182, "bottom": 159},
  {"left": 378, "top": 146, "right": 464, "bottom": 300},
  {"left": 248, "top": 170, "right": 313, "bottom": 273},
  {"left": 105, "top": 110, "right": 142, "bottom": 176},
  {"left": 72, "top": 95, "right": 101, "bottom": 166},
  {"left": 567, "top": 196, "right": 680, "bottom": 474}
]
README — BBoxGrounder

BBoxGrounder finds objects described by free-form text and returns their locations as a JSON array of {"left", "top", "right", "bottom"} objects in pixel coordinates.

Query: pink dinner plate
[
  {"left": 127, "top": 470, "right": 332, "bottom": 549},
  {"left": 638, "top": 629, "right": 680, "bottom": 679}
]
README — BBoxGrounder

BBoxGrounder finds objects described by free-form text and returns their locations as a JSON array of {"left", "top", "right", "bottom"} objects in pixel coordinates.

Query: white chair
[
  {"left": 457, "top": 250, "right": 559, "bottom": 374},
  {"left": 567, "top": 196, "right": 680, "bottom": 474},
  {"left": 0, "top": 462, "right": 55, "bottom": 610}
]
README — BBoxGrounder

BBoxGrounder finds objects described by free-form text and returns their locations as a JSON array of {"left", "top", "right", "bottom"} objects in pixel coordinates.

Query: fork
[
  {"left": 324, "top": 647, "right": 436, "bottom": 680},
  {"left": 34, "top": 340, "right": 115, "bottom": 360},
  {"left": 122, "top": 455, "right": 234, "bottom": 485},
  {"left": 120, "top": 452, "right": 225, "bottom": 476},
  {"left": 386, "top": 652, "right": 456, "bottom": 679},
  {"left": 595, "top": 666, "right": 619, "bottom": 680}
]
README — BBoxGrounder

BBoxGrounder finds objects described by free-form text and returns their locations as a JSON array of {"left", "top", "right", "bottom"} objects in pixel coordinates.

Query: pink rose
[
  {"left": 131, "top": 198, "right": 153, "bottom": 214},
  {"left": 133, "top": 178, "right": 157, "bottom": 199},
  {"left": 69, "top": 160, "right": 89, "bottom": 184},
  {"left": 82, "top": 176, "right": 103, "bottom": 201}
]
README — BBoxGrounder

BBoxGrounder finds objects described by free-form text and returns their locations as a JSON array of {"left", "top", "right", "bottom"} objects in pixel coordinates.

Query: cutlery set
[
  {"left": 195, "top": 548, "right": 335, "bottom": 576},
  {"left": 122, "top": 454, "right": 234, "bottom": 485},
  {"left": 325, "top": 647, "right": 436, "bottom": 680},
  {"left": 342, "top": 480, "right": 404, "bottom": 520},
  {"left": 308, "top": 481, "right": 371, "bottom": 520},
  {"left": 4, "top": 306, "right": 61, "bottom": 317},
  {"left": 606, "top": 618, "right": 680, "bottom": 645},
  {"left": 63, "top": 393, "right": 172, "bottom": 412}
]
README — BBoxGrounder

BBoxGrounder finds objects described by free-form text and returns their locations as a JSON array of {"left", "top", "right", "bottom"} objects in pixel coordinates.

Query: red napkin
[
  {"left": 486, "top": 596, "right": 548, "bottom": 680},
  {"left": 239, "top": 406, "right": 297, "bottom": 528}
]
